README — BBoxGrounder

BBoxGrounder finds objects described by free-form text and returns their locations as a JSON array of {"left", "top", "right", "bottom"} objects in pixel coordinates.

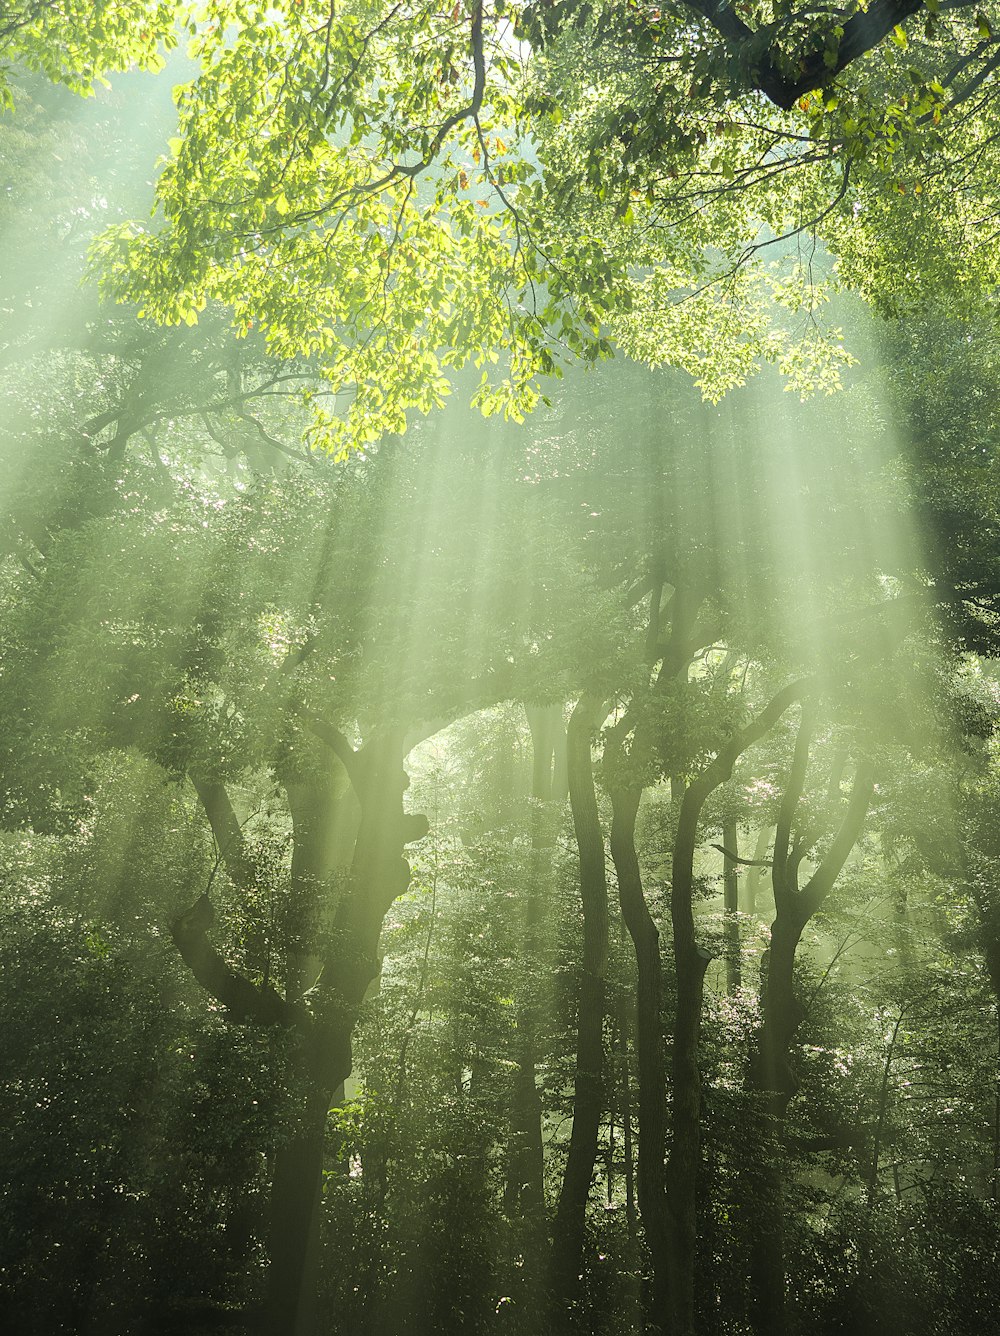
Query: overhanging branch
[
  {"left": 171, "top": 894, "right": 291, "bottom": 1027},
  {"left": 683, "top": 0, "right": 928, "bottom": 108}
]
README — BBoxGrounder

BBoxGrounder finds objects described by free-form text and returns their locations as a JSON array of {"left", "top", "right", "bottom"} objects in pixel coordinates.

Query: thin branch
[{"left": 710, "top": 843, "right": 772, "bottom": 867}]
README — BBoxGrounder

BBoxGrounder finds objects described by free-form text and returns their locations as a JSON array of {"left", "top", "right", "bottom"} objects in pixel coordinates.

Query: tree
[
  {"left": 62, "top": 0, "right": 995, "bottom": 448},
  {"left": 8, "top": 20, "right": 1000, "bottom": 1334}
]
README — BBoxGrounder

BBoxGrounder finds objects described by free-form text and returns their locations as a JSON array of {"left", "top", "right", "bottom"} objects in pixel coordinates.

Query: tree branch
[
  {"left": 684, "top": 0, "right": 927, "bottom": 109},
  {"left": 171, "top": 894, "right": 291, "bottom": 1027},
  {"left": 189, "top": 773, "right": 261, "bottom": 890},
  {"left": 293, "top": 705, "right": 366, "bottom": 794},
  {"left": 710, "top": 843, "right": 772, "bottom": 867},
  {"left": 799, "top": 756, "right": 875, "bottom": 918},
  {"left": 689, "top": 678, "right": 810, "bottom": 806},
  {"left": 772, "top": 701, "right": 816, "bottom": 907}
]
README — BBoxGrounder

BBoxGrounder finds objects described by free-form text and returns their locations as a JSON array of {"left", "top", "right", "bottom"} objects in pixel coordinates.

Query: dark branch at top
[{"left": 683, "top": 0, "right": 927, "bottom": 108}]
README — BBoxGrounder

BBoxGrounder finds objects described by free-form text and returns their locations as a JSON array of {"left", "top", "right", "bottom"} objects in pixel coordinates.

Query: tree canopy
[{"left": 63, "top": 0, "right": 1000, "bottom": 445}]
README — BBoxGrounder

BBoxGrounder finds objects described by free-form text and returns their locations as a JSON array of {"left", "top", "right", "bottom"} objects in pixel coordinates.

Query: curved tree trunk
[
  {"left": 182, "top": 729, "right": 428, "bottom": 1336},
  {"left": 552, "top": 696, "right": 610, "bottom": 1311},
  {"left": 665, "top": 781, "right": 715, "bottom": 1336},
  {"left": 610, "top": 781, "right": 671, "bottom": 1331},
  {"left": 664, "top": 680, "right": 806, "bottom": 1336},
  {"left": 746, "top": 714, "right": 874, "bottom": 1336}
]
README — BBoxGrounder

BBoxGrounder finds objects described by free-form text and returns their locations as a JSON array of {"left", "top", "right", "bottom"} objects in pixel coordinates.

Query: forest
[{"left": 3, "top": 3, "right": 1000, "bottom": 1335}]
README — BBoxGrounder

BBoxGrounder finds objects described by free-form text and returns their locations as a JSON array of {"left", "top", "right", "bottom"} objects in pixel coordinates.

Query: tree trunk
[
  {"left": 743, "top": 825, "right": 772, "bottom": 915},
  {"left": 865, "top": 1006, "right": 906, "bottom": 1208},
  {"left": 184, "top": 731, "right": 428, "bottom": 1336},
  {"left": 664, "top": 681, "right": 807, "bottom": 1336},
  {"left": 663, "top": 940, "right": 711, "bottom": 1336},
  {"left": 610, "top": 782, "right": 670, "bottom": 1331},
  {"left": 552, "top": 696, "right": 609, "bottom": 1309},
  {"left": 665, "top": 780, "right": 715, "bottom": 1336},
  {"left": 994, "top": 1005, "right": 1000, "bottom": 1201},
  {"left": 746, "top": 729, "right": 874, "bottom": 1336},
  {"left": 746, "top": 916, "right": 804, "bottom": 1336},
  {"left": 261, "top": 1084, "right": 339, "bottom": 1336},
  {"left": 284, "top": 757, "right": 355, "bottom": 1001},
  {"left": 505, "top": 705, "right": 561, "bottom": 1305},
  {"left": 619, "top": 993, "right": 639, "bottom": 1247},
  {"left": 722, "top": 818, "right": 741, "bottom": 995}
]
